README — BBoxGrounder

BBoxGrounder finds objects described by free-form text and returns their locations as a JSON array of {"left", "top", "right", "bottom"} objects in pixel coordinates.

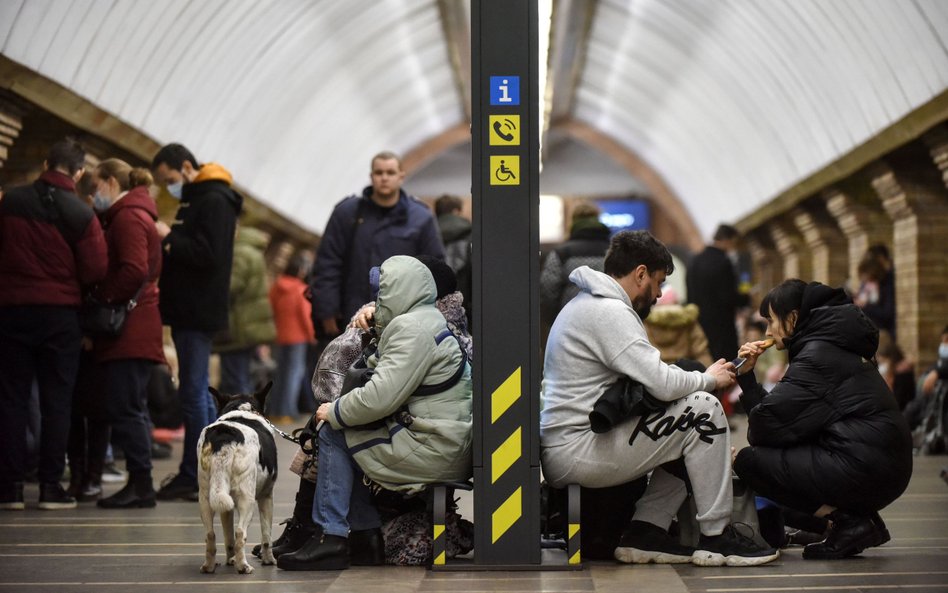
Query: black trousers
[
  {"left": 68, "top": 350, "right": 109, "bottom": 483},
  {"left": 735, "top": 445, "right": 897, "bottom": 516},
  {"left": 104, "top": 359, "right": 155, "bottom": 476},
  {"left": 0, "top": 306, "right": 81, "bottom": 485}
]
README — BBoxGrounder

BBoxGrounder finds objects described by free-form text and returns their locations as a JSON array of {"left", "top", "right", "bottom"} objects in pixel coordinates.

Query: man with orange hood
[{"left": 151, "top": 143, "right": 243, "bottom": 501}]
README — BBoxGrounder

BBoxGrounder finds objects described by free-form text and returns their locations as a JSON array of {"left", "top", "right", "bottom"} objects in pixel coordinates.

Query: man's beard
[{"left": 632, "top": 285, "right": 655, "bottom": 320}]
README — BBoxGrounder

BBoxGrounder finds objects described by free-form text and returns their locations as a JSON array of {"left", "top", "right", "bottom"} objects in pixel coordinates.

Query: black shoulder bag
[{"left": 79, "top": 282, "right": 148, "bottom": 337}]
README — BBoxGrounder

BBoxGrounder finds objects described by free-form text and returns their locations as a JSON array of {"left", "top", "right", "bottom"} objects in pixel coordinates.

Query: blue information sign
[{"left": 490, "top": 76, "right": 520, "bottom": 106}]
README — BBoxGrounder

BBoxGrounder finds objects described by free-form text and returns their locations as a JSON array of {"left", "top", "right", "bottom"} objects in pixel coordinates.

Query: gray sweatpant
[{"left": 540, "top": 391, "right": 732, "bottom": 536}]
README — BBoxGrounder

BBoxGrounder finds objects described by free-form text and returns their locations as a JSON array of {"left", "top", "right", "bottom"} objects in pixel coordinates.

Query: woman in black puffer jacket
[{"left": 733, "top": 279, "right": 912, "bottom": 560}]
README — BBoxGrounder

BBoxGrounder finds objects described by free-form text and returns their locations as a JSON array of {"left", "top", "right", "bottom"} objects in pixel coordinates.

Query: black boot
[
  {"left": 97, "top": 472, "right": 156, "bottom": 509},
  {"left": 254, "top": 478, "right": 317, "bottom": 558},
  {"left": 277, "top": 531, "right": 349, "bottom": 571},
  {"left": 869, "top": 511, "right": 891, "bottom": 547},
  {"left": 350, "top": 528, "right": 384, "bottom": 565},
  {"left": 270, "top": 517, "right": 317, "bottom": 559},
  {"left": 803, "top": 510, "right": 884, "bottom": 559}
]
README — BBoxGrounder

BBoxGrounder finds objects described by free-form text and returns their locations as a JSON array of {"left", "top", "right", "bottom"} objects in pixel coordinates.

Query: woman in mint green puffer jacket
[{"left": 324, "top": 255, "right": 473, "bottom": 495}]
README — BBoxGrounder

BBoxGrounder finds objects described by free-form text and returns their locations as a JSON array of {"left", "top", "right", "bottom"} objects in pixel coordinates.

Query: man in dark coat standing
[
  {"left": 309, "top": 151, "right": 444, "bottom": 341},
  {"left": 151, "top": 143, "right": 242, "bottom": 500},
  {"left": 686, "top": 224, "right": 747, "bottom": 362},
  {"left": 0, "top": 138, "right": 108, "bottom": 510}
]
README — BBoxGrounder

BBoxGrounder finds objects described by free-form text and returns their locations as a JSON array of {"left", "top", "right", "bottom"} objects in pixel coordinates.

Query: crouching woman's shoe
[
  {"left": 277, "top": 531, "right": 349, "bottom": 571},
  {"left": 803, "top": 510, "right": 887, "bottom": 559}
]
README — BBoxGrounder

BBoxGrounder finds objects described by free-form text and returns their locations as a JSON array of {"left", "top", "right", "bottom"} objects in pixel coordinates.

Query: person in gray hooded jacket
[
  {"left": 278, "top": 255, "right": 472, "bottom": 571},
  {"left": 541, "top": 230, "right": 778, "bottom": 567}
]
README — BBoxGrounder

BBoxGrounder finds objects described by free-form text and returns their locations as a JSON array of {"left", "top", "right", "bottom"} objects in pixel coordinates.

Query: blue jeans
[
  {"left": 312, "top": 425, "right": 381, "bottom": 537},
  {"left": 271, "top": 343, "right": 307, "bottom": 417},
  {"left": 219, "top": 347, "right": 255, "bottom": 395},
  {"left": 172, "top": 328, "right": 215, "bottom": 484}
]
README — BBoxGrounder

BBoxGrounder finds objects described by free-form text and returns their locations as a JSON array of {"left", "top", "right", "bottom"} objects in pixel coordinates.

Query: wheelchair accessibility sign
[
  {"left": 489, "top": 115, "right": 520, "bottom": 146},
  {"left": 490, "top": 155, "right": 519, "bottom": 185}
]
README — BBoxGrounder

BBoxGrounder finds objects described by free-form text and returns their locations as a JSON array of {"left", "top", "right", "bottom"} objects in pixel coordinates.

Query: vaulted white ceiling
[{"left": 2, "top": 0, "right": 947, "bottom": 239}]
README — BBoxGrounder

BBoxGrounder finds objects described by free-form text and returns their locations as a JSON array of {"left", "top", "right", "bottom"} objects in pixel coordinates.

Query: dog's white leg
[
  {"left": 221, "top": 509, "right": 236, "bottom": 565},
  {"left": 199, "top": 495, "right": 217, "bottom": 574},
  {"left": 233, "top": 491, "right": 256, "bottom": 574},
  {"left": 258, "top": 493, "right": 275, "bottom": 565}
]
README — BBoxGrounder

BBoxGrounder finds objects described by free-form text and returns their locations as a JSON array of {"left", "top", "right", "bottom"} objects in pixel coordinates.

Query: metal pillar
[{"left": 470, "top": 0, "right": 541, "bottom": 568}]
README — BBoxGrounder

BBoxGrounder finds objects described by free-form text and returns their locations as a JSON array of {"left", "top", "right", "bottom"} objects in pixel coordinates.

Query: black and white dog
[{"left": 198, "top": 382, "right": 277, "bottom": 574}]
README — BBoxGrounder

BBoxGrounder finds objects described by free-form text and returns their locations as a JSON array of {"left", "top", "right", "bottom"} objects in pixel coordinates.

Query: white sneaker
[{"left": 101, "top": 462, "right": 127, "bottom": 484}]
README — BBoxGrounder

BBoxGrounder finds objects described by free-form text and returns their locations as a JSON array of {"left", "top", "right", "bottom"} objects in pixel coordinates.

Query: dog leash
[
  {"left": 264, "top": 418, "right": 325, "bottom": 445},
  {"left": 264, "top": 418, "right": 300, "bottom": 444}
]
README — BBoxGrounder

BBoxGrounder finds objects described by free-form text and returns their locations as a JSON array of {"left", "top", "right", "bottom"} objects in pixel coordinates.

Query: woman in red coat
[{"left": 91, "top": 159, "right": 165, "bottom": 509}]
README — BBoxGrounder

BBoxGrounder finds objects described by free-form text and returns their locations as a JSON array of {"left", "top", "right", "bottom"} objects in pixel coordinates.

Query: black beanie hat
[{"left": 415, "top": 255, "right": 457, "bottom": 299}]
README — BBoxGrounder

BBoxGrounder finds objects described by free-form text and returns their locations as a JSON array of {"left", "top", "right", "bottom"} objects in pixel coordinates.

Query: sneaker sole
[
  {"left": 38, "top": 501, "right": 78, "bottom": 510},
  {"left": 0, "top": 502, "right": 25, "bottom": 511},
  {"left": 615, "top": 546, "right": 693, "bottom": 564},
  {"left": 692, "top": 549, "right": 780, "bottom": 567}
]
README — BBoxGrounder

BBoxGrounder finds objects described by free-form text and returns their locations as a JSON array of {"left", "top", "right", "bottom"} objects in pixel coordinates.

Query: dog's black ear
[
  {"left": 208, "top": 386, "right": 229, "bottom": 414},
  {"left": 254, "top": 381, "right": 273, "bottom": 411}
]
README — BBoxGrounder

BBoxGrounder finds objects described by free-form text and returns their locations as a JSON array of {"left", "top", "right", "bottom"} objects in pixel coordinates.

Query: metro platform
[{"left": 1, "top": 418, "right": 945, "bottom": 593}]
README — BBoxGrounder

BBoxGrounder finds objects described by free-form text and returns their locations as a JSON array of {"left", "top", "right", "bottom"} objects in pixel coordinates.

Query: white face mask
[
  {"left": 93, "top": 192, "right": 111, "bottom": 212},
  {"left": 939, "top": 343, "right": 948, "bottom": 360},
  {"left": 877, "top": 363, "right": 889, "bottom": 376},
  {"left": 166, "top": 181, "right": 183, "bottom": 200}
]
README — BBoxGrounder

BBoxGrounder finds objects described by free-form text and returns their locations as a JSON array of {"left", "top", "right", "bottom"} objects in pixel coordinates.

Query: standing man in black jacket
[
  {"left": 686, "top": 224, "right": 747, "bottom": 362},
  {"left": 151, "top": 144, "right": 242, "bottom": 500}
]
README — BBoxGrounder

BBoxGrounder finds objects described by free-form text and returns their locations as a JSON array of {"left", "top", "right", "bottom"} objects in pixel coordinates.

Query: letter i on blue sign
[{"left": 490, "top": 76, "right": 520, "bottom": 106}]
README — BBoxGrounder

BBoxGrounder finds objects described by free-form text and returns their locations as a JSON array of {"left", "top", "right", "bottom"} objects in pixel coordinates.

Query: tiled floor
[{"left": 1, "top": 418, "right": 946, "bottom": 593}]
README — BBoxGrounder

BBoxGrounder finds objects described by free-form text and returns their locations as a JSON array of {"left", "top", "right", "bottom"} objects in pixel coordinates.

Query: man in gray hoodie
[{"left": 540, "top": 230, "right": 777, "bottom": 567}]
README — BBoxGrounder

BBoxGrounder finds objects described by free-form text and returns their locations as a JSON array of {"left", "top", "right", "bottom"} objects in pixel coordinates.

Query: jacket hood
[
  {"left": 374, "top": 255, "right": 437, "bottom": 333},
  {"left": 569, "top": 220, "right": 611, "bottom": 241},
  {"left": 236, "top": 226, "right": 269, "bottom": 249},
  {"left": 645, "top": 303, "right": 699, "bottom": 328},
  {"left": 105, "top": 185, "right": 158, "bottom": 223},
  {"left": 438, "top": 213, "right": 472, "bottom": 243},
  {"left": 786, "top": 283, "right": 878, "bottom": 360},
  {"left": 569, "top": 266, "right": 632, "bottom": 307},
  {"left": 194, "top": 163, "right": 233, "bottom": 185}
]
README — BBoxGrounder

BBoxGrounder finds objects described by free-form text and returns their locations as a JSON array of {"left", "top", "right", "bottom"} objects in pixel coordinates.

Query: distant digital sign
[{"left": 595, "top": 199, "right": 650, "bottom": 234}]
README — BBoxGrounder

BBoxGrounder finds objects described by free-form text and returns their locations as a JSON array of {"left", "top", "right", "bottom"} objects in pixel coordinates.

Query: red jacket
[
  {"left": 0, "top": 171, "right": 107, "bottom": 307},
  {"left": 269, "top": 275, "right": 315, "bottom": 345},
  {"left": 93, "top": 186, "right": 165, "bottom": 364}
]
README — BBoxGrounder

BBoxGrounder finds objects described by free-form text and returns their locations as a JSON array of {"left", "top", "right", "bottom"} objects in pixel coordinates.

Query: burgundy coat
[
  {"left": 0, "top": 170, "right": 107, "bottom": 307},
  {"left": 93, "top": 186, "right": 164, "bottom": 364}
]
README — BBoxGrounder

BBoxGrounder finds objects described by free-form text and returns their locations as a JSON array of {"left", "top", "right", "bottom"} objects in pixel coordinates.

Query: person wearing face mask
[
  {"left": 540, "top": 230, "right": 778, "bottom": 567},
  {"left": 84, "top": 159, "right": 165, "bottom": 508},
  {"left": 0, "top": 138, "right": 108, "bottom": 511},
  {"left": 733, "top": 279, "right": 913, "bottom": 560},
  {"left": 903, "top": 325, "right": 948, "bottom": 433},
  {"left": 150, "top": 143, "right": 243, "bottom": 501},
  {"left": 685, "top": 224, "right": 748, "bottom": 364}
]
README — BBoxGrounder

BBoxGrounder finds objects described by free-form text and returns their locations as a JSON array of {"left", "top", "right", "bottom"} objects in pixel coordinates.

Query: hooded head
[{"left": 373, "top": 255, "right": 438, "bottom": 333}]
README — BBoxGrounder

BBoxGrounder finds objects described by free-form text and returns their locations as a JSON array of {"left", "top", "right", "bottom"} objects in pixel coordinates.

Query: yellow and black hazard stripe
[{"left": 490, "top": 367, "right": 523, "bottom": 544}]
